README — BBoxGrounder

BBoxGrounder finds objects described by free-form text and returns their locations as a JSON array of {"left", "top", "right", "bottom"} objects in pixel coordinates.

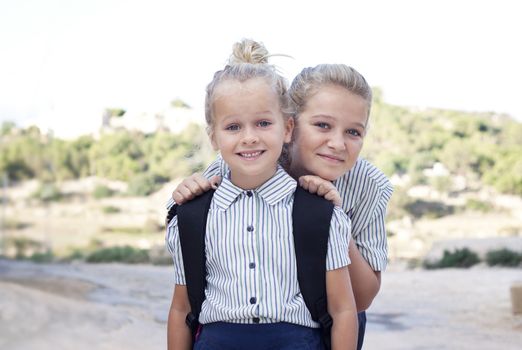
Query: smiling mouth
[
  {"left": 318, "top": 153, "right": 344, "bottom": 163},
  {"left": 238, "top": 150, "right": 265, "bottom": 159}
]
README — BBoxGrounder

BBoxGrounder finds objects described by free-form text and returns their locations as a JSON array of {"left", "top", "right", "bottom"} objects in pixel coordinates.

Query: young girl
[
  {"left": 166, "top": 39, "right": 358, "bottom": 350},
  {"left": 170, "top": 62, "right": 393, "bottom": 349}
]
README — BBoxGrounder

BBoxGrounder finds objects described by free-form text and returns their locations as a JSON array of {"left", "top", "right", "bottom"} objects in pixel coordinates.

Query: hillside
[{"left": 1, "top": 97, "right": 521, "bottom": 262}]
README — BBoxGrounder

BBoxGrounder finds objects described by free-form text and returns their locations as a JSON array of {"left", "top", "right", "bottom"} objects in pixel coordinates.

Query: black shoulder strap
[
  {"left": 176, "top": 190, "right": 215, "bottom": 340},
  {"left": 292, "top": 186, "right": 335, "bottom": 350},
  {"left": 166, "top": 203, "right": 178, "bottom": 228}
]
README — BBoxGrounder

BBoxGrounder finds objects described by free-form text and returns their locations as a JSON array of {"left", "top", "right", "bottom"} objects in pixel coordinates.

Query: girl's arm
[
  {"left": 348, "top": 239, "right": 381, "bottom": 312},
  {"left": 326, "top": 267, "right": 358, "bottom": 350},
  {"left": 167, "top": 285, "right": 192, "bottom": 350},
  {"left": 299, "top": 174, "right": 384, "bottom": 311}
]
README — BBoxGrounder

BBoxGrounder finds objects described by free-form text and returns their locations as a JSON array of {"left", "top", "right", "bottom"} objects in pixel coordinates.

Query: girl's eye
[
  {"left": 225, "top": 124, "right": 240, "bottom": 131},
  {"left": 347, "top": 129, "right": 362, "bottom": 137},
  {"left": 258, "top": 120, "right": 272, "bottom": 128},
  {"left": 314, "top": 122, "right": 330, "bottom": 129}
]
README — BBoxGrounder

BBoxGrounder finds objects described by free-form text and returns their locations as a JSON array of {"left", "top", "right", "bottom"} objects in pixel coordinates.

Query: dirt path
[{"left": 1, "top": 260, "right": 521, "bottom": 350}]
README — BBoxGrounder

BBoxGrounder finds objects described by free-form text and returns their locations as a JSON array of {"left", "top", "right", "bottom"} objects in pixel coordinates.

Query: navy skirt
[{"left": 194, "top": 322, "right": 323, "bottom": 350}]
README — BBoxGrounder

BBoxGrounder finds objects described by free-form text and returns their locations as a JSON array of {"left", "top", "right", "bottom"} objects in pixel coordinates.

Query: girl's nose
[
  {"left": 327, "top": 132, "right": 346, "bottom": 151},
  {"left": 241, "top": 127, "right": 259, "bottom": 144}
]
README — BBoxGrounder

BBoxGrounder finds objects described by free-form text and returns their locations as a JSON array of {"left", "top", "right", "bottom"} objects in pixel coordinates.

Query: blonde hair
[
  {"left": 288, "top": 64, "right": 372, "bottom": 120},
  {"left": 204, "top": 39, "right": 290, "bottom": 133}
]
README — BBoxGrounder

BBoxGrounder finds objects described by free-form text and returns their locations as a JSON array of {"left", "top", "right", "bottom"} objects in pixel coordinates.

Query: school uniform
[
  {"left": 166, "top": 167, "right": 351, "bottom": 349},
  {"left": 166, "top": 155, "right": 393, "bottom": 350}
]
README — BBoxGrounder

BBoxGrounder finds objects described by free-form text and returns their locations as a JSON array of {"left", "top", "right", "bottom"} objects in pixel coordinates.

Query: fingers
[
  {"left": 324, "top": 191, "right": 342, "bottom": 207},
  {"left": 299, "top": 175, "right": 342, "bottom": 206},
  {"left": 299, "top": 176, "right": 319, "bottom": 194},
  {"left": 299, "top": 175, "right": 332, "bottom": 195},
  {"left": 172, "top": 185, "right": 195, "bottom": 205},
  {"left": 172, "top": 173, "right": 216, "bottom": 204},
  {"left": 208, "top": 175, "right": 222, "bottom": 190}
]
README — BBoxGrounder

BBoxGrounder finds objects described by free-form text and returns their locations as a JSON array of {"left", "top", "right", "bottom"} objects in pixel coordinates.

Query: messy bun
[
  {"left": 228, "top": 39, "right": 270, "bottom": 65},
  {"left": 204, "top": 38, "right": 291, "bottom": 133}
]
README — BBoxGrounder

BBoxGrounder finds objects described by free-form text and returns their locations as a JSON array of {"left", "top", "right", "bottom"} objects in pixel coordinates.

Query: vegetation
[
  {"left": 424, "top": 247, "right": 522, "bottom": 269},
  {"left": 465, "top": 199, "right": 494, "bottom": 212},
  {"left": 93, "top": 185, "right": 115, "bottom": 199},
  {"left": 424, "top": 248, "right": 480, "bottom": 269},
  {"left": 85, "top": 246, "right": 149, "bottom": 264},
  {"left": 101, "top": 205, "right": 120, "bottom": 214},
  {"left": 1, "top": 121, "right": 215, "bottom": 193},
  {"left": 31, "top": 183, "right": 63, "bottom": 202},
  {"left": 361, "top": 93, "right": 522, "bottom": 195},
  {"left": 485, "top": 248, "right": 522, "bottom": 267},
  {"left": 105, "top": 108, "right": 126, "bottom": 117},
  {"left": 2, "top": 96, "right": 521, "bottom": 200}
]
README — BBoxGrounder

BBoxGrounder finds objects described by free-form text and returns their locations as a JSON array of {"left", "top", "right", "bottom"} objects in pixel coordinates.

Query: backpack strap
[
  {"left": 166, "top": 203, "right": 178, "bottom": 227},
  {"left": 176, "top": 190, "right": 215, "bottom": 341},
  {"left": 292, "top": 186, "right": 335, "bottom": 350}
]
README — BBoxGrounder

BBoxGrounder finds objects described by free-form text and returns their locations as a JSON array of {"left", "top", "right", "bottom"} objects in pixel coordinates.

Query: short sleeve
[
  {"left": 334, "top": 158, "right": 393, "bottom": 271},
  {"left": 165, "top": 216, "right": 186, "bottom": 285},
  {"left": 202, "top": 154, "right": 229, "bottom": 179},
  {"left": 325, "top": 206, "right": 351, "bottom": 271}
]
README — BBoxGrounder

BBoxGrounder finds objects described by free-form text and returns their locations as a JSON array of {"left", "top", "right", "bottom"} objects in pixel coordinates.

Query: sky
[{"left": 1, "top": 0, "right": 521, "bottom": 138}]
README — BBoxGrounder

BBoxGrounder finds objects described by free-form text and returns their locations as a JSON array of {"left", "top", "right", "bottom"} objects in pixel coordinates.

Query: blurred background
[{"left": 1, "top": 1, "right": 521, "bottom": 349}]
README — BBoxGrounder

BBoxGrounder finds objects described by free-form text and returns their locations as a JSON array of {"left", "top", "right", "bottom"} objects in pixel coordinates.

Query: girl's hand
[
  {"left": 298, "top": 175, "right": 342, "bottom": 207},
  {"left": 172, "top": 174, "right": 222, "bottom": 204}
]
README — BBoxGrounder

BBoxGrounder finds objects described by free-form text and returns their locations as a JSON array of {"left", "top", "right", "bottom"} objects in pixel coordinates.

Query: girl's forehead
[{"left": 214, "top": 78, "right": 272, "bottom": 96}]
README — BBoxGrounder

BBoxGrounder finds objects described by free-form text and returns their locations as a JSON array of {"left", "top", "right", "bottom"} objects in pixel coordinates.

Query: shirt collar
[{"left": 213, "top": 166, "right": 297, "bottom": 210}]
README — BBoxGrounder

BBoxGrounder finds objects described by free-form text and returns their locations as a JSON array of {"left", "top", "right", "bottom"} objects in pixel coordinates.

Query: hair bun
[{"left": 228, "top": 38, "right": 269, "bottom": 65}]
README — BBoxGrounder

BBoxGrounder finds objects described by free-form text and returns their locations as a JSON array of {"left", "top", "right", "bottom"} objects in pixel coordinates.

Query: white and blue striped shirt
[
  {"left": 166, "top": 167, "right": 351, "bottom": 328},
  {"left": 166, "top": 155, "right": 393, "bottom": 271}
]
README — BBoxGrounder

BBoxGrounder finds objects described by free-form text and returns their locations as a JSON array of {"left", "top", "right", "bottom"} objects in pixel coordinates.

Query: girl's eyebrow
[
  {"left": 310, "top": 114, "right": 366, "bottom": 130},
  {"left": 310, "top": 114, "right": 334, "bottom": 120}
]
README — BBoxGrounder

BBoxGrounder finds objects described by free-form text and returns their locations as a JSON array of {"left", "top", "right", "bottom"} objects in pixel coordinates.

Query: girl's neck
[
  {"left": 286, "top": 161, "right": 305, "bottom": 180},
  {"left": 229, "top": 166, "right": 278, "bottom": 190}
]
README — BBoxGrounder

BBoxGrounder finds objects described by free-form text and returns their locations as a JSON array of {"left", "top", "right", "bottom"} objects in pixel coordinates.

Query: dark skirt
[{"left": 194, "top": 321, "right": 323, "bottom": 350}]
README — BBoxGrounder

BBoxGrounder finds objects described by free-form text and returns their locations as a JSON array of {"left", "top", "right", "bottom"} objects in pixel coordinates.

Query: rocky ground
[
  {"left": 1, "top": 259, "right": 521, "bottom": 350},
  {"left": 2, "top": 178, "right": 522, "bottom": 349}
]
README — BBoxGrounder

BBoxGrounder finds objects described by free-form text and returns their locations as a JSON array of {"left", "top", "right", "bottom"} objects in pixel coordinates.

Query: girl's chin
[{"left": 308, "top": 170, "right": 340, "bottom": 182}]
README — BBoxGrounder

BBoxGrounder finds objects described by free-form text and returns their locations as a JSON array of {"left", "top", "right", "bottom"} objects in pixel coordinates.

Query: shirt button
[
  {"left": 247, "top": 225, "right": 254, "bottom": 232},
  {"left": 246, "top": 191, "right": 253, "bottom": 197},
  {"left": 252, "top": 317, "right": 260, "bottom": 323},
  {"left": 249, "top": 297, "right": 256, "bottom": 304},
  {"left": 249, "top": 262, "right": 256, "bottom": 269}
]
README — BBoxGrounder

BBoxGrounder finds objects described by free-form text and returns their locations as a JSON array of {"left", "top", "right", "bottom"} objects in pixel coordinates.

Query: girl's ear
[
  {"left": 209, "top": 130, "right": 219, "bottom": 151},
  {"left": 284, "top": 117, "right": 294, "bottom": 144}
]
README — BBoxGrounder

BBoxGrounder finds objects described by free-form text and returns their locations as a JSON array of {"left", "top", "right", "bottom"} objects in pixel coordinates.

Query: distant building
[{"left": 99, "top": 105, "right": 204, "bottom": 136}]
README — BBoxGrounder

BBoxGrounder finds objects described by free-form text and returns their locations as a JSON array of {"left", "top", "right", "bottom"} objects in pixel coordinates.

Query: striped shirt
[
  {"left": 166, "top": 167, "right": 351, "bottom": 328},
  {"left": 166, "top": 155, "right": 393, "bottom": 271}
]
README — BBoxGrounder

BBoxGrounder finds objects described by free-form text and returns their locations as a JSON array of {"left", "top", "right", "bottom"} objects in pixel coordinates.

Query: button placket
[{"left": 246, "top": 188, "right": 261, "bottom": 323}]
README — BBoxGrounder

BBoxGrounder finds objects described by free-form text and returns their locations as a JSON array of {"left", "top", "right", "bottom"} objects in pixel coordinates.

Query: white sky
[{"left": 1, "top": 0, "right": 521, "bottom": 138}]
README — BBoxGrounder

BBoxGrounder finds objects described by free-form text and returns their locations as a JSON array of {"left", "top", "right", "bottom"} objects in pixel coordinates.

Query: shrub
[
  {"left": 465, "top": 199, "right": 493, "bottom": 212},
  {"left": 127, "top": 173, "right": 167, "bottom": 196},
  {"left": 3, "top": 219, "right": 30, "bottom": 230},
  {"left": 405, "top": 199, "right": 455, "bottom": 219},
  {"left": 62, "top": 249, "right": 85, "bottom": 262},
  {"left": 32, "top": 183, "right": 63, "bottom": 202},
  {"left": 7, "top": 237, "right": 45, "bottom": 259},
  {"left": 486, "top": 248, "right": 522, "bottom": 267},
  {"left": 86, "top": 245, "right": 149, "bottom": 264},
  {"left": 101, "top": 205, "right": 120, "bottom": 214},
  {"left": 101, "top": 226, "right": 144, "bottom": 234},
  {"left": 30, "top": 251, "right": 54, "bottom": 263},
  {"left": 424, "top": 248, "right": 480, "bottom": 269},
  {"left": 93, "top": 185, "right": 115, "bottom": 199}
]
